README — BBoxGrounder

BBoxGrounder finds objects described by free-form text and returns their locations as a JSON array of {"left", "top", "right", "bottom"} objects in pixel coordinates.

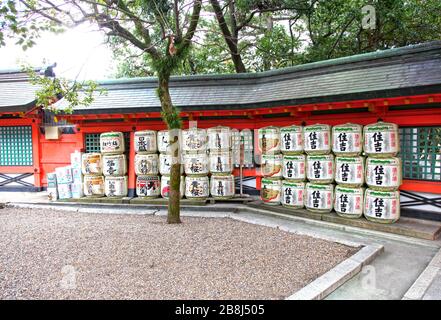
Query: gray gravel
[{"left": 0, "top": 207, "right": 357, "bottom": 300}]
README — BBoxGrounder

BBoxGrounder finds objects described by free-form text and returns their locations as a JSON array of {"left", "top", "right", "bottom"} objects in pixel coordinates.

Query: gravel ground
[{"left": 0, "top": 207, "right": 358, "bottom": 300}]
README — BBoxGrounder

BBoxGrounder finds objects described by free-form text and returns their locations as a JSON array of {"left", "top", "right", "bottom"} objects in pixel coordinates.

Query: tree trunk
[{"left": 158, "top": 73, "right": 181, "bottom": 224}]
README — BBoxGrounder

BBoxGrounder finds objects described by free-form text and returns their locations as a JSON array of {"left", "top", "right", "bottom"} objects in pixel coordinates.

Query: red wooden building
[{"left": 1, "top": 41, "right": 441, "bottom": 217}]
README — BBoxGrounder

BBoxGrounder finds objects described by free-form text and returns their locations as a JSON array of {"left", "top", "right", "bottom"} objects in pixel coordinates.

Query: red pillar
[{"left": 31, "top": 118, "right": 42, "bottom": 189}]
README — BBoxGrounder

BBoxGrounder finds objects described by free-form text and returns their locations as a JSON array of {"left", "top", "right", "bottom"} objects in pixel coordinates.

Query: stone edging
[
  {"left": 286, "top": 245, "right": 384, "bottom": 300},
  {"left": 402, "top": 248, "right": 441, "bottom": 300}
]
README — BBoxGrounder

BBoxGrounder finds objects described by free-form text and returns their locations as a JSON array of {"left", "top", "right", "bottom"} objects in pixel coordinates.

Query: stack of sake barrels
[
  {"left": 208, "top": 126, "right": 235, "bottom": 200},
  {"left": 82, "top": 150, "right": 104, "bottom": 197},
  {"left": 100, "top": 132, "right": 128, "bottom": 198},
  {"left": 182, "top": 127, "right": 209, "bottom": 200},
  {"left": 134, "top": 130, "right": 161, "bottom": 198},
  {"left": 303, "top": 124, "right": 335, "bottom": 213},
  {"left": 333, "top": 123, "right": 365, "bottom": 218},
  {"left": 280, "top": 125, "right": 305, "bottom": 209},
  {"left": 363, "top": 122, "right": 401, "bottom": 223},
  {"left": 259, "top": 126, "right": 283, "bottom": 205}
]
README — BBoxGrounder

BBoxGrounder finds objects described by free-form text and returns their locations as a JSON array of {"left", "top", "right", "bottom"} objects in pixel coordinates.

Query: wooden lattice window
[{"left": 0, "top": 126, "right": 33, "bottom": 166}]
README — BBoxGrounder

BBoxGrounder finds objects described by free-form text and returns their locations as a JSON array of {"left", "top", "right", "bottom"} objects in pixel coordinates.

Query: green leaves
[{"left": 23, "top": 66, "right": 105, "bottom": 114}]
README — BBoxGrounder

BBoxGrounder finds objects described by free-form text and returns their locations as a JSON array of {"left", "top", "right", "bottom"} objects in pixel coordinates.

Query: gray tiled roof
[
  {"left": 63, "top": 41, "right": 441, "bottom": 114},
  {"left": 0, "top": 68, "right": 44, "bottom": 111}
]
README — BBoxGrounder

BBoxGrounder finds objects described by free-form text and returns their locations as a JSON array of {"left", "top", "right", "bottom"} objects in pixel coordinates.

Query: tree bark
[{"left": 158, "top": 73, "right": 181, "bottom": 224}]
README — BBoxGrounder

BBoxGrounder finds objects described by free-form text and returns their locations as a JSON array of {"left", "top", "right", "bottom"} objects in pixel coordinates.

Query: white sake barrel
[
  {"left": 365, "top": 157, "right": 402, "bottom": 191},
  {"left": 335, "top": 156, "right": 364, "bottom": 187},
  {"left": 47, "top": 187, "right": 58, "bottom": 201},
  {"left": 105, "top": 176, "right": 128, "bottom": 198},
  {"left": 100, "top": 132, "right": 125, "bottom": 154},
  {"left": 182, "top": 128, "right": 207, "bottom": 153},
  {"left": 364, "top": 122, "right": 399, "bottom": 157},
  {"left": 261, "top": 153, "right": 283, "bottom": 178},
  {"left": 160, "top": 175, "right": 184, "bottom": 199},
  {"left": 334, "top": 186, "right": 364, "bottom": 218},
  {"left": 47, "top": 172, "right": 57, "bottom": 189},
  {"left": 57, "top": 183, "right": 72, "bottom": 200},
  {"left": 261, "top": 178, "right": 282, "bottom": 205},
  {"left": 208, "top": 126, "right": 231, "bottom": 151},
  {"left": 134, "top": 130, "right": 157, "bottom": 154},
  {"left": 303, "top": 124, "right": 331, "bottom": 154},
  {"left": 185, "top": 176, "right": 209, "bottom": 199},
  {"left": 282, "top": 181, "right": 305, "bottom": 209},
  {"left": 209, "top": 151, "right": 233, "bottom": 175},
  {"left": 83, "top": 175, "right": 105, "bottom": 198},
  {"left": 55, "top": 166, "right": 73, "bottom": 184},
  {"left": 71, "top": 182, "right": 84, "bottom": 199},
  {"left": 136, "top": 175, "right": 160, "bottom": 198},
  {"left": 70, "top": 151, "right": 83, "bottom": 169},
  {"left": 81, "top": 153, "right": 102, "bottom": 175},
  {"left": 282, "top": 154, "right": 306, "bottom": 181},
  {"left": 159, "top": 153, "right": 183, "bottom": 175},
  {"left": 157, "top": 129, "right": 182, "bottom": 154},
  {"left": 306, "top": 154, "right": 334, "bottom": 184},
  {"left": 305, "top": 183, "right": 334, "bottom": 213},
  {"left": 231, "top": 129, "right": 241, "bottom": 166},
  {"left": 134, "top": 154, "right": 159, "bottom": 176},
  {"left": 364, "top": 189, "right": 400, "bottom": 223},
  {"left": 332, "top": 123, "right": 363, "bottom": 156},
  {"left": 258, "top": 126, "right": 280, "bottom": 154},
  {"left": 210, "top": 174, "right": 235, "bottom": 199},
  {"left": 183, "top": 152, "right": 209, "bottom": 176},
  {"left": 280, "top": 125, "right": 303, "bottom": 154},
  {"left": 102, "top": 154, "right": 127, "bottom": 176}
]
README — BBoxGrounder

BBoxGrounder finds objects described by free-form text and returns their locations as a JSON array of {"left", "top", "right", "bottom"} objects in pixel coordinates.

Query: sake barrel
[
  {"left": 261, "top": 178, "right": 282, "bottom": 205},
  {"left": 209, "top": 151, "right": 233, "bottom": 175},
  {"left": 182, "top": 128, "right": 207, "bottom": 153},
  {"left": 364, "top": 189, "right": 400, "bottom": 223},
  {"left": 71, "top": 182, "right": 84, "bottom": 199},
  {"left": 261, "top": 154, "right": 283, "bottom": 178},
  {"left": 183, "top": 152, "right": 209, "bottom": 176},
  {"left": 305, "top": 183, "right": 334, "bottom": 213},
  {"left": 105, "top": 176, "right": 128, "bottom": 198},
  {"left": 159, "top": 153, "right": 183, "bottom": 175},
  {"left": 55, "top": 166, "right": 73, "bottom": 185},
  {"left": 160, "top": 175, "right": 184, "bottom": 199},
  {"left": 306, "top": 154, "right": 334, "bottom": 184},
  {"left": 334, "top": 186, "right": 364, "bottom": 219},
  {"left": 282, "top": 154, "right": 306, "bottom": 181},
  {"left": 100, "top": 132, "right": 125, "bottom": 154},
  {"left": 102, "top": 154, "right": 127, "bottom": 176},
  {"left": 158, "top": 129, "right": 181, "bottom": 154},
  {"left": 185, "top": 176, "right": 209, "bottom": 199},
  {"left": 47, "top": 187, "right": 58, "bottom": 201},
  {"left": 136, "top": 175, "right": 160, "bottom": 198},
  {"left": 134, "top": 130, "right": 157, "bottom": 154},
  {"left": 303, "top": 124, "right": 331, "bottom": 154},
  {"left": 207, "top": 126, "right": 231, "bottom": 151},
  {"left": 332, "top": 123, "right": 363, "bottom": 156},
  {"left": 83, "top": 175, "right": 105, "bottom": 198},
  {"left": 280, "top": 125, "right": 303, "bottom": 154},
  {"left": 364, "top": 122, "right": 399, "bottom": 157},
  {"left": 70, "top": 151, "right": 83, "bottom": 169},
  {"left": 81, "top": 153, "right": 102, "bottom": 175},
  {"left": 365, "top": 157, "right": 402, "bottom": 191},
  {"left": 47, "top": 172, "right": 57, "bottom": 189},
  {"left": 57, "top": 183, "right": 72, "bottom": 200},
  {"left": 282, "top": 181, "right": 305, "bottom": 209},
  {"left": 335, "top": 156, "right": 364, "bottom": 187},
  {"left": 134, "top": 154, "right": 159, "bottom": 176},
  {"left": 71, "top": 167, "right": 83, "bottom": 183},
  {"left": 210, "top": 174, "right": 235, "bottom": 199},
  {"left": 231, "top": 129, "right": 241, "bottom": 166},
  {"left": 258, "top": 126, "right": 280, "bottom": 154}
]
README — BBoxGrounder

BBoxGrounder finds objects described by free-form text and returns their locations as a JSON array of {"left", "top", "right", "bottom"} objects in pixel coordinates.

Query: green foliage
[{"left": 23, "top": 66, "right": 105, "bottom": 114}]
